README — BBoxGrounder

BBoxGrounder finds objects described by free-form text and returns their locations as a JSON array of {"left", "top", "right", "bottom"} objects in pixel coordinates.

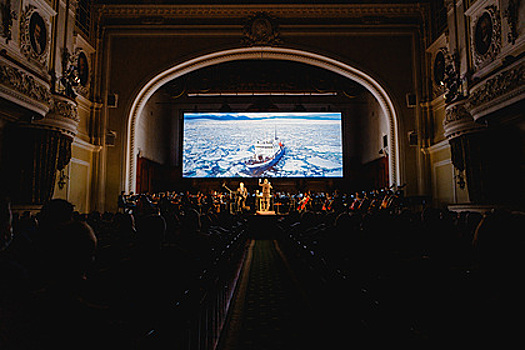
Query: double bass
[{"left": 298, "top": 193, "right": 310, "bottom": 211}]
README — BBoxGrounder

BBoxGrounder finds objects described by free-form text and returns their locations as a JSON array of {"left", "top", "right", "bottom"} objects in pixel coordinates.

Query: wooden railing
[{"left": 137, "top": 227, "right": 248, "bottom": 349}]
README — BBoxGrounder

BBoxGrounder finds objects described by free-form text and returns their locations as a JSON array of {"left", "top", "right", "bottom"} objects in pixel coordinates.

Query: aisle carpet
[{"left": 219, "top": 239, "right": 314, "bottom": 350}]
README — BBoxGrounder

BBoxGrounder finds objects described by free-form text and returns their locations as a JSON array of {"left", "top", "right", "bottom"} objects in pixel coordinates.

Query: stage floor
[{"left": 255, "top": 210, "right": 276, "bottom": 216}]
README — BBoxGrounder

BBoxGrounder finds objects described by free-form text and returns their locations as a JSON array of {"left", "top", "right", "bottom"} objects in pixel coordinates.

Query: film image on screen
[{"left": 183, "top": 112, "right": 343, "bottom": 178}]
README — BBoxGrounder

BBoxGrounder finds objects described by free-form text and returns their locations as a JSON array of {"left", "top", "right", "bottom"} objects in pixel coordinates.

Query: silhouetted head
[
  {"left": 136, "top": 214, "right": 166, "bottom": 250},
  {"left": 51, "top": 221, "right": 97, "bottom": 281},
  {"left": 39, "top": 199, "right": 74, "bottom": 233}
]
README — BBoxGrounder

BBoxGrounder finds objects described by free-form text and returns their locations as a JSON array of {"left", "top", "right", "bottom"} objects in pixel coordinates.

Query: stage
[{"left": 255, "top": 210, "right": 276, "bottom": 216}]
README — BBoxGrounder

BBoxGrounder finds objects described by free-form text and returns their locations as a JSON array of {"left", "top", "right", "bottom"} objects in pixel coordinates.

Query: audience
[
  {"left": 1, "top": 187, "right": 523, "bottom": 346},
  {"left": 0, "top": 195, "right": 247, "bottom": 348},
  {"left": 279, "top": 199, "right": 525, "bottom": 343}
]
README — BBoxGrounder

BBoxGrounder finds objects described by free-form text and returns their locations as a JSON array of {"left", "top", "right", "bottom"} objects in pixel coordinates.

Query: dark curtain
[
  {"left": 362, "top": 156, "right": 389, "bottom": 190},
  {"left": 449, "top": 133, "right": 488, "bottom": 203},
  {"left": 2, "top": 125, "right": 72, "bottom": 205},
  {"left": 449, "top": 129, "right": 524, "bottom": 205}
]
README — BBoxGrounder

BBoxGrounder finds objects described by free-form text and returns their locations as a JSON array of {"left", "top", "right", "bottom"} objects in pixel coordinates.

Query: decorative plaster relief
[
  {"left": 468, "top": 60, "right": 525, "bottom": 119},
  {"left": 444, "top": 100, "right": 485, "bottom": 139},
  {"left": 0, "top": 59, "right": 52, "bottom": 115},
  {"left": 35, "top": 94, "right": 79, "bottom": 136},
  {"left": 470, "top": 5, "right": 502, "bottom": 70},
  {"left": 19, "top": 5, "right": 51, "bottom": 67},
  {"left": 243, "top": 12, "right": 281, "bottom": 46}
]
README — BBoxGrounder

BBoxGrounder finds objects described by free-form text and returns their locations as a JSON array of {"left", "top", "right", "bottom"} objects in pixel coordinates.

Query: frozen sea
[{"left": 183, "top": 118, "right": 343, "bottom": 178}]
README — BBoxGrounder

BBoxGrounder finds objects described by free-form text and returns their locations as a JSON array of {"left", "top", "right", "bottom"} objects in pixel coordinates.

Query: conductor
[{"left": 259, "top": 178, "right": 272, "bottom": 211}]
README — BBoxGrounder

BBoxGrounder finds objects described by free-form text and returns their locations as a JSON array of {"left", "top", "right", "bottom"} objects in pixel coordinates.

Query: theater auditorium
[{"left": 1, "top": 0, "right": 524, "bottom": 348}]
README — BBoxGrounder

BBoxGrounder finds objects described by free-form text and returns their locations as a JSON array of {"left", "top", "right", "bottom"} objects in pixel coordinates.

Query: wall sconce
[
  {"left": 454, "top": 169, "right": 466, "bottom": 190},
  {"left": 378, "top": 147, "right": 389, "bottom": 157},
  {"left": 58, "top": 169, "right": 69, "bottom": 190}
]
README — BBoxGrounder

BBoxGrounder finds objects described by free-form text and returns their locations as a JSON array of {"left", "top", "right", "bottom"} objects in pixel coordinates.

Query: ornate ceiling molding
[{"left": 97, "top": 4, "right": 425, "bottom": 20}]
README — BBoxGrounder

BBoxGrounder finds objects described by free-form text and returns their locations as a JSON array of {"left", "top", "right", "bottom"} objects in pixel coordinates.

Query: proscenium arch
[{"left": 125, "top": 46, "right": 401, "bottom": 192}]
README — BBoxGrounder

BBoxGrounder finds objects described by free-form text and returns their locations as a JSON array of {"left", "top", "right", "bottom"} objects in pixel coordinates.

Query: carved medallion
[
  {"left": 73, "top": 49, "right": 90, "bottom": 97},
  {"left": 19, "top": 6, "right": 50, "bottom": 66},
  {"left": 60, "top": 48, "right": 90, "bottom": 98},
  {"left": 77, "top": 51, "right": 89, "bottom": 87},
  {"left": 433, "top": 50, "right": 446, "bottom": 86},
  {"left": 474, "top": 12, "right": 493, "bottom": 55},
  {"left": 472, "top": 6, "right": 501, "bottom": 68},
  {"left": 243, "top": 12, "right": 281, "bottom": 46}
]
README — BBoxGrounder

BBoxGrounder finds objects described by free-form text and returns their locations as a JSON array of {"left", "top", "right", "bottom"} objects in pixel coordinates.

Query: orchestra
[{"left": 119, "top": 180, "right": 405, "bottom": 217}]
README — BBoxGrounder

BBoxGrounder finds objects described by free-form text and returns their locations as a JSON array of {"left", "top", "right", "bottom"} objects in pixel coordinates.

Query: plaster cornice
[{"left": 97, "top": 4, "right": 426, "bottom": 20}]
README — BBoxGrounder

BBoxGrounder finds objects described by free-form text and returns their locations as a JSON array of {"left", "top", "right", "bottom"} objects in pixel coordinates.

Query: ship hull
[{"left": 246, "top": 146, "right": 285, "bottom": 176}]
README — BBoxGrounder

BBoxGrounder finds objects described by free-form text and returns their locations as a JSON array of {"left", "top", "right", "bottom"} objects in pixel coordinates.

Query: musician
[
  {"left": 259, "top": 178, "right": 272, "bottom": 211},
  {"left": 350, "top": 192, "right": 362, "bottom": 211},
  {"left": 236, "top": 182, "right": 248, "bottom": 213},
  {"left": 118, "top": 191, "right": 137, "bottom": 214},
  {"left": 322, "top": 193, "right": 334, "bottom": 212},
  {"left": 221, "top": 183, "right": 236, "bottom": 214},
  {"left": 118, "top": 191, "right": 128, "bottom": 213},
  {"left": 210, "top": 191, "right": 221, "bottom": 213},
  {"left": 298, "top": 191, "right": 311, "bottom": 212}
]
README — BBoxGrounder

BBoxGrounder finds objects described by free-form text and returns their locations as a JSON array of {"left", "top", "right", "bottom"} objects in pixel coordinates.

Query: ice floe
[{"left": 183, "top": 118, "right": 343, "bottom": 178}]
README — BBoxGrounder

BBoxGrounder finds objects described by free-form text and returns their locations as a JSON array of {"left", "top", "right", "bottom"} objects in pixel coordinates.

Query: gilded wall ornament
[
  {"left": 0, "top": 61, "right": 52, "bottom": 104},
  {"left": 472, "top": 6, "right": 501, "bottom": 68},
  {"left": 443, "top": 50, "right": 463, "bottom": 103},
  {"left": 36, "top": 94, "right": 80, "bottom": 137},
  {"left": 51, "top": 96, "right": 79, "bottom": 122},
  {"left": 73, "top": 50, "right": 90, "bottom": 97},
  {"left": 444, "top": 102, "right": 471, "bottom": 126},
  {"left": 443, "top": 101, "right": 485, "bottom": 140},
  {"left": 60, "top": 48, "right": 90, "bottom": 98},
  {"left": 19, "top": 6, "right": 50, "bottom": 66},
  {"left": 468, "top": 62, "right": 525, "bottom": 109},
  {"left": 243, "top": 12, "right": 281, "bottom": 46},
  {"left": 77, "top": 51, "right": 89, "bottom": 87},
  {"left": 433, "top": 50, "right": 446, "bottom": 86},
  {"left": 431, "top": 48, "right": 447, "bottom": 98}
]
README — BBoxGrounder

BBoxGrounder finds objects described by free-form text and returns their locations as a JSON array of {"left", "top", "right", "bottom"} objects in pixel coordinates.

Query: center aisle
[{"left": 219, "top": 239, "right": 315, "bottom": 350}]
